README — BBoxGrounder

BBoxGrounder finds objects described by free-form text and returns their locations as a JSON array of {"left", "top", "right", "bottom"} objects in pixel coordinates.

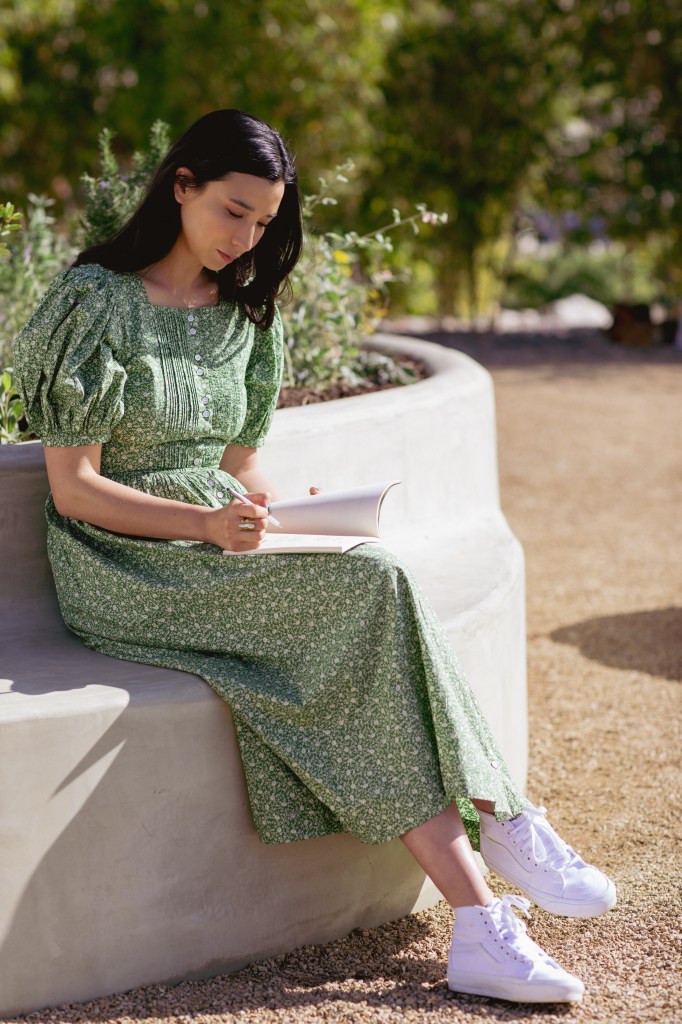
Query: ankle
[
  {"left": 453, "top": 887, "right": 495, "bottom": 911},
  {"left": 472, "top": 798, "right": 496, "bottom": 815}
]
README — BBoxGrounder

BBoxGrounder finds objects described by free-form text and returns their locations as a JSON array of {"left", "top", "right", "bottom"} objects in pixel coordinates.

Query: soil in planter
[{"left": 277, "top": 354, "right": 427, "bottom": 409}]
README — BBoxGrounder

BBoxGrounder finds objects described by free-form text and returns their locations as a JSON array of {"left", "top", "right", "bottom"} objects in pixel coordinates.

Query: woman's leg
[
  {"left": 404, "top": 795, "right": 616, "bottom": 919},
  {"left": 400, "top": 801, "right": 493, "bottom": 908},
  {"left": 402, "top": 801, "right": 585, "bottom": 1004}
]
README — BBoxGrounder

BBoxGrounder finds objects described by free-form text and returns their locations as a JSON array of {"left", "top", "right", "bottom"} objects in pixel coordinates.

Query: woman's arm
[
  {"left": 219, "top": 444, "right": 280, "bottom": 500},
  {"left": 44, "top": 444, "right": 268, "bottom": 551}
]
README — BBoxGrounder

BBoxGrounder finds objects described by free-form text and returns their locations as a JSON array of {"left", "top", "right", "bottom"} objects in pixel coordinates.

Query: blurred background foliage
[{"left": 1, "top": 0, "right": 680, "bottom": 319}]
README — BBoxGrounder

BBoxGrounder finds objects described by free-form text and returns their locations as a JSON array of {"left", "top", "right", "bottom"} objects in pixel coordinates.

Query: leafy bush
[
  {"left": 0, "top": 367, "right": 29, "bottom": 444},
  {"left": 282, "top": 168, "right": 446, "bottom": 387},
  {"left": 502, "top": 244, "right": 662, "bottom": 310},
  {"left": 0, "top": 202, "right": 22, "bottom": 259},
  {"left": 1, "top": 196, "right": 75, "bottom": 442},
  {"left": 79, "top": 122, "right": 172, "bottom": 248},
  {"left": 0, "top": 194, "right": 75, "bottom": 368},
  {"left": 0, "top": 123, "right": 445, "bottom": 441}
]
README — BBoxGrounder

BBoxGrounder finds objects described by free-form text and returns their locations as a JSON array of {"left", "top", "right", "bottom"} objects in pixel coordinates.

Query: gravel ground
[{"left": 5, "top": 328, "right": 681, "bottom": 1024}]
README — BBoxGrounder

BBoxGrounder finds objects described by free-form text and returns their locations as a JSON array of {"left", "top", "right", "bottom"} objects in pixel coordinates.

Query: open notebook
[{"left": 222, "top": 479, "right": 400, "bottom": 555}]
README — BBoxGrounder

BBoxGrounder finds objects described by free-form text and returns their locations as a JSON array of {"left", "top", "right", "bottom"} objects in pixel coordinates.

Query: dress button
[
  {"left": 202, "top": 396, "right": 210, "bottom": 405},
  {"left": 216, "top": 491, "right": 224, "bottom": 499},
  {"left": 188, "top": 314, "right": 195, "bottom": 323},
  {"left": 193, "top": 458, "right": 201, "bottom": 467},
  {"left": 194, "top": 354, "right": 202, "bottom": 362},
  {"left": 490, "top": 760, "right": 499, "bottom": 769},
  {"left": 207, "top": 479, "right": 215, "bottom": 488},
  {"left": 189, "top": 327, "right": 197, "bottom": 335},
  {"left": 196, "top": 367, "right": 205, "bottom": 376},
  {"left": 202, "top": 410, "right": 210, "bottom": 419}
]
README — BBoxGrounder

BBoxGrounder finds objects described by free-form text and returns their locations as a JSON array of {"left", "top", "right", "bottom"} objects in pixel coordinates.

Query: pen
[{"left": 225, "top": 486, "right": 282, "bottom": 528}]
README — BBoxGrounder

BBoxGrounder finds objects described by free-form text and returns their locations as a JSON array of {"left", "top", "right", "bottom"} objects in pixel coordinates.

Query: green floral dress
[{"left": 14, "top": 263, "right": 524, "bottom": 847}]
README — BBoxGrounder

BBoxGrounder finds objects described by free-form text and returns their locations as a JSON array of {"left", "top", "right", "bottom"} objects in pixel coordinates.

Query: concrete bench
[{"left": 0, "top": 334, "right": 527, "bottom": 1016}]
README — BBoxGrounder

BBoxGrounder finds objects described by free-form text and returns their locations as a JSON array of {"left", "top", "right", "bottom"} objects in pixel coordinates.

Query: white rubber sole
[
  {"left": 483, "top": 854, "right": 618, "bottom": 917},
  {"left": 447, "top": 969, "right": 584, "bottom": 1003}
]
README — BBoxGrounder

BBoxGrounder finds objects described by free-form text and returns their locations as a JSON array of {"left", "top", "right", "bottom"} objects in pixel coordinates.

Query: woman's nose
[{"left": 232, "top": 223, "right": 256, "bottom": 254}]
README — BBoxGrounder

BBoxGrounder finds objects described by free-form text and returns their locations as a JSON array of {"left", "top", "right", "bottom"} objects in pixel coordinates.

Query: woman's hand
[{"left": 204, "top": 492, "right": 271, "bottom": 552}]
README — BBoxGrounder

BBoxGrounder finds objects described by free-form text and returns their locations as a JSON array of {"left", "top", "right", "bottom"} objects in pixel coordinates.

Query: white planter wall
[{"left": 0, "top": 335, "right": 526, "bottom": 1015}]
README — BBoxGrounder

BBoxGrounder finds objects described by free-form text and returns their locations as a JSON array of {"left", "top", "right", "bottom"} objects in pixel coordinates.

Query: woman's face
[{"left": 173, "top": 169, "right": 285, "bottom": 271}]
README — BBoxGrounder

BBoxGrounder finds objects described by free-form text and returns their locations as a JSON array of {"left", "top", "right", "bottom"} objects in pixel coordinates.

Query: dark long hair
[{"left": 74, "top": 109, "right": 302, "bottom": 328}]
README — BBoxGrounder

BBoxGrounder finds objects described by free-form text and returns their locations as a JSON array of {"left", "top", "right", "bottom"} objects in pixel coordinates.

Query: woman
[{"left": 13, "top": 109, "right": 616, "bottom": 1004}]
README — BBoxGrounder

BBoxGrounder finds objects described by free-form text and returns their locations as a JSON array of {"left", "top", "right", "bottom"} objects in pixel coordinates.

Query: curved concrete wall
[
  {"left": 261, "top": 333, "right": 502, "bottom": 529},
  {"left": 0, "top": 335, "right": 526, "bottom": 1015}
]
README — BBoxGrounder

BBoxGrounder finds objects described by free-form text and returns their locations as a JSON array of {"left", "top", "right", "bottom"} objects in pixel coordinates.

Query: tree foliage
[
  {"left": 0, "top": 0, "right": 402, "bottom": 204},
  {"left": 373, "top": 0, "right": 575, "bottom": 314},
  {"left": 543, "top": 0, "right": 682, "bottom": 295},
  {"left": 1, "top": 0, "right": 681, "bottom": 313}
]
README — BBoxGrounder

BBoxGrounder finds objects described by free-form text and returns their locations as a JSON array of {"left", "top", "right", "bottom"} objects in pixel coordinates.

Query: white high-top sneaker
[
  {"left": 447, "top": 894, "right": 584, "bottom": 1003},
  {"left": 479, "top": 802, "right": 617, "bottom": 917}
]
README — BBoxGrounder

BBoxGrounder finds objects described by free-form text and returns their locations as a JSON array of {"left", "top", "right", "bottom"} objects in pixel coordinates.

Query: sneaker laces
[
  {"left": 489, "top": 895, "right": 532, "bottom": 962},
  {"left": 509, "top": 804, "right": 581, "bottom": 871},
  {"left": 490, "top": 895, "right": 557, "bottom": 967},
  {"left": 493, "top": 893, "right": 532, "bottom": 934}
]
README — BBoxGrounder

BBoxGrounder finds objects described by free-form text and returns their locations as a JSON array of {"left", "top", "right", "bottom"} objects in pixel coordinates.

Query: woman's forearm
[
  {"left": 45, "top": 443, "right": 277, "bottom": 547},
  {"left": 50, "top": 465, "right": 213, "bottom": 542}
]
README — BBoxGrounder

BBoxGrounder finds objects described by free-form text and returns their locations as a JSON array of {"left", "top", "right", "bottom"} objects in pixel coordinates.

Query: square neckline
[{"left": 130, "top": 270, "right": 224, "bottom": 311}]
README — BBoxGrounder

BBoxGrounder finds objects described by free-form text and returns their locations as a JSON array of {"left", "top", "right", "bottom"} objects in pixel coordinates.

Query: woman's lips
[{"left": 218, "top": 249, "right": 235, "bottom": 263}]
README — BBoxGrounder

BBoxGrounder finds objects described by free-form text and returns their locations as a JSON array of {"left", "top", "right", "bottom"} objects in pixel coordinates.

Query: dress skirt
[{"left": 46, "top": 492, "right": 524, "bottom": 849}]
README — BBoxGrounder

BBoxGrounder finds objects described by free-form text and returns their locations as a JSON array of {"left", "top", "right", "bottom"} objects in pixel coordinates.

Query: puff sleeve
[
  {"left": 13, "top": 264, "right": 127, "bottom": 447},
  {"left": 231, "top": 305, "right": 284, "bottom": 448}
]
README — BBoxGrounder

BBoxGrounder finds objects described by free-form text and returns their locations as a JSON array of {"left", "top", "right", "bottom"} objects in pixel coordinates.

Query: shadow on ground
[
  {"left": 550, "top": 607, "right": 682, "bottom": 680},
  {"left": 33, "top": 906, "right": 576, "bottom": 1023}
]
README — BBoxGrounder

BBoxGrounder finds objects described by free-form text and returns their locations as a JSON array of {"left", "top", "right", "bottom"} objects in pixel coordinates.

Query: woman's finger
[{"left": 228, "top": 499, "right": 268, "bottom": 520}]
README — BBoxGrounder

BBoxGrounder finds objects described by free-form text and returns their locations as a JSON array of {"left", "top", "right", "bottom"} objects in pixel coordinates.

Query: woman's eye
[{"left": 226, "top": 209, "right": 267, "bottom": 229}]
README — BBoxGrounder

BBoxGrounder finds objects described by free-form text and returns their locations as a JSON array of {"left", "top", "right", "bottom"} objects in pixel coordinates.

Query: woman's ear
[{"left": 173, "top": 167, "right": 194, "bottom": 205}]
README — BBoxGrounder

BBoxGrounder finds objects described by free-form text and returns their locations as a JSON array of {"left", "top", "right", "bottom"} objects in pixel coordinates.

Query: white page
[{"left": 268, "top": 480, "right": 400, "bottom": 537}]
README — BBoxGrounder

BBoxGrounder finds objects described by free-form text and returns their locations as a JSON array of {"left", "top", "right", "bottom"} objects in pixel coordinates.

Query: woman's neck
[{"left": 137, "top": 247, "right": 218, "bottom": 309}]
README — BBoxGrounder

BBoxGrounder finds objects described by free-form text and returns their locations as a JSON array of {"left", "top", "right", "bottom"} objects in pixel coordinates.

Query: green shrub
[
  {"left": 0, "top": 367, "right": 30, "bottom": 444},
  {"left": 502, "top": 244, "right": 662, "bottom": 310},
  {"left": 0, "top": 194, "right": 75, "bottom": 368},
  {"left": 79, "top": 122, "right": 172, "bottom": 248},
  {"left": 283, "top": 168, "right": 446, "bottom": 387},
  {"left": 1, "top": 197, "right": 74, "bottom": 442},
  {"left": 0, "top": 124, "right": 445, "bottom": 441},
  {"left": 0, "top": 202, "right": 22, "bottom": 259}
]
